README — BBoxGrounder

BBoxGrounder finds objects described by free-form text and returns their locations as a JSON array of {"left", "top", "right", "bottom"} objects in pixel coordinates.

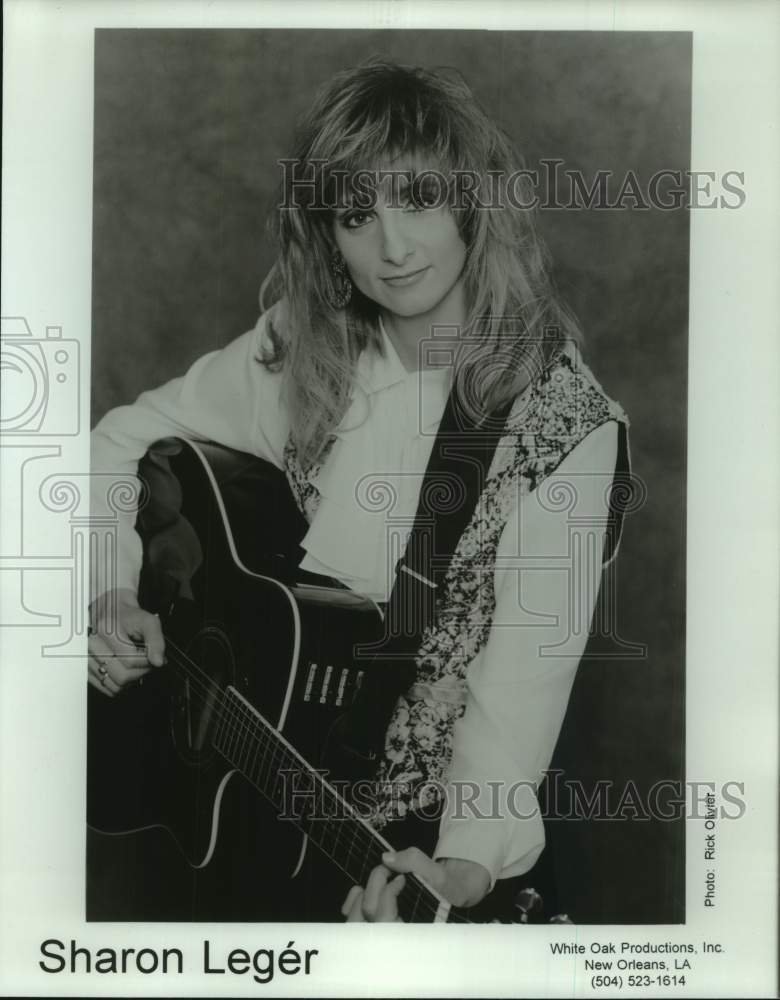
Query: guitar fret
[
  {"left": 341, "top": 821, "right": 355, "bottom": 873},
  {"left": 232, "top": 697, "right": 244, "bottom": 764},
  {"left": 319, "top": 814, "right": 341, "bottom": 859},
  {"left": 236, "top": 711, "right": 249, "bottom": 771},
  {"left": 212, "top": 698, "right": 227, "bottom": 757},
  {"left": 256, "top": 706, "right": 281, "bottom": 795},
  {"left": 222, "top": 691, "right": 234, "bottom": 763},
  {"left": 255, "top": 711, "right": 273, "bottom": 791},
  {"left": 245, "top": 713, "right": 263, "bottom": 787},
  {"left": 275, "top": 747, "right": 295, "bottom": 805},
  {"left": 258, "top": 721, "right": 275, "bottom": 792},
  {"left": 266, "top": 740, "right": 286, "bottom": 803},
  {"left": 243, "top": 713, "right": 256, "bottom": 773},
  {"left": 310, "top": 809, "right": 343, "bottom": 859},
  {"left": 212, "top": 689, "right": 449, "bottom": 921},
  {"left": 228, "top": 690, "right": 245, "bottom": 769},
  {"left": 354, "top": 847, "right": 371, "bottom": 886},
  {"left": 225, "top": 702, "right": 236, "bottom": 763}
]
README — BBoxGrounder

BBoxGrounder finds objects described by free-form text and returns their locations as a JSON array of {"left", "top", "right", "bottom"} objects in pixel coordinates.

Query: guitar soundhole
[{"left": 170, "top": 627, "right": 235, "bottom": 764}]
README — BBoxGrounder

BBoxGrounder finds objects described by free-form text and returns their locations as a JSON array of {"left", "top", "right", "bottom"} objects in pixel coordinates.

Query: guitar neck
[{"left": 212, "top": 684, "right": 452, "bottom": 923}]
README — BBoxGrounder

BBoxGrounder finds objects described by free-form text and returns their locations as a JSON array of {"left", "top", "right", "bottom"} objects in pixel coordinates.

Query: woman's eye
[{"left": 341, "top": 210, "right": 373, "bottom": 229}]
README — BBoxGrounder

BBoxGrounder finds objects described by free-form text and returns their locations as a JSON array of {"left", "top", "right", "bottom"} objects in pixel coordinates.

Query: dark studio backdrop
[{"left": 90, "top": 29, "right": 690, "bottom": 924}]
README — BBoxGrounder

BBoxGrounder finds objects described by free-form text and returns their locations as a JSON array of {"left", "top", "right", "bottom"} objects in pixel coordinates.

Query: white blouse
[{"left": 90, "top": 310, "right": 619, "bottom": 890}]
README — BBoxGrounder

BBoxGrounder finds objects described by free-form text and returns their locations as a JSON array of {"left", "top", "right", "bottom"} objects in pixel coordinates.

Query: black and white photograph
[
  {"left": 0, "top": 2, "right": 777, "bottom": 997},
  {"left": 85, "top": 26, "right": 687, "bottom": 927}
]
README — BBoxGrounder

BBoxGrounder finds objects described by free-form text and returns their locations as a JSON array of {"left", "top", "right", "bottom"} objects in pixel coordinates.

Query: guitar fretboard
[{"left": 212, "top": 684, "right": 450, "bottom": 923}]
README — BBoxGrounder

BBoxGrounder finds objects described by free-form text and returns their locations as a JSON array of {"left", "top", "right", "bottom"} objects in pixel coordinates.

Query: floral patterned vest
[{"left": 283, "top": 342, "right": 630, "bottom": 827}]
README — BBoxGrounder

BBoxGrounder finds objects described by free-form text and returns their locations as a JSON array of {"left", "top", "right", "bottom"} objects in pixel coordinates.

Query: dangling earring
[{"left": 328, "top": 250, "right": 352, "bottom": 309}]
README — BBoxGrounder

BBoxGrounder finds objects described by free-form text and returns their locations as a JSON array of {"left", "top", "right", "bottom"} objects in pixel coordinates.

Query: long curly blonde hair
[{"left": 259, "top": 58, "right": 581, "bottom": 470}]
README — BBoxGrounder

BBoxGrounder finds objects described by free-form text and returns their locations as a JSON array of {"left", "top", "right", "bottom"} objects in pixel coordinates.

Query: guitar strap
[{"left": 335, "top": 380, "right": 513, "bottom": 767}]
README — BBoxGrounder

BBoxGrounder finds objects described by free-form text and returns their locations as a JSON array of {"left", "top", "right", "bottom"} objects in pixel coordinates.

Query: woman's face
[{"left": 331, "top": 162, "right": 467, "bottom": 321}]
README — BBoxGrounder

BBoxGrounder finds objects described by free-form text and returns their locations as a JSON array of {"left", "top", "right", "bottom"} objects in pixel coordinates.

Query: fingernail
[{"left": 382, "top": 852, "right": 396, "bottom": 863}]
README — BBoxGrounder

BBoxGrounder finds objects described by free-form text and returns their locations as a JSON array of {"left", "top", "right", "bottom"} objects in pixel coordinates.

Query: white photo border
[{"left": 1, "top": 1, "right": 778, "bottom": 996}]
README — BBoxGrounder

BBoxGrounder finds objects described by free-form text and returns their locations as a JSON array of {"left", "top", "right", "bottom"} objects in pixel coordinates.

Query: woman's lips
[{"left": 380, "top": 266, "right": 430, "bottom": 288}]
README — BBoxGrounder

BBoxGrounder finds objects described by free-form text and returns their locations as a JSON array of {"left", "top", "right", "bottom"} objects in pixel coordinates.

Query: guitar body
[
  {"left": 87, "top": 437, "right": 562, "bottom": 923},
  {"left": 87, "top": 438, "right": 385, "bottom": 919}
]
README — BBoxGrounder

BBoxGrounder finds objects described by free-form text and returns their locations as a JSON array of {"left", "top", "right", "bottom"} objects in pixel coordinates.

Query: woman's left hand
[{"left": 340, "top": 848, "right": 491, "bottom": 922}]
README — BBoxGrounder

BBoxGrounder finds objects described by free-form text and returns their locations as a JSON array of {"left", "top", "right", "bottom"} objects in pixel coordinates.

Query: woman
[{"left": 88, "top": 59, "right": 628, "bottom": 922}]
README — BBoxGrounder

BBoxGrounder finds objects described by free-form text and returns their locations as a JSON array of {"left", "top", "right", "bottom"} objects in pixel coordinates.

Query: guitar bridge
[{"left": 301, "top": 662, "right": 364, "bottom": 707}]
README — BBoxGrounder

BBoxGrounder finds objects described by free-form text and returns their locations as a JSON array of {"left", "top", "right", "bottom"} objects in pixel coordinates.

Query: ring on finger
[
  {"left": 97, "top": 664, "right": 108, "bottom": 677},
  {"left": 100, "top": 676, "right": 108, "bottom": 687}
]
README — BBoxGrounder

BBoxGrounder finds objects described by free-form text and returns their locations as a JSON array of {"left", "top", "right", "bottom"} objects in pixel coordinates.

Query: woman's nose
[{"left": 378, "top": 210, "right": 412, "bottom": 266}]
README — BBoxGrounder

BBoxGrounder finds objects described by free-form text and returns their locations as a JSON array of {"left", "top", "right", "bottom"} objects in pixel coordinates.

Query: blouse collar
[
  {"left": 298, "top": 317, "right": 450, "bottom": 594},
  {"left": 353, "top": 315, "right": 412, "bottom": 396},
  {"left": 350, "top": 316, "right": 451, "bottom": 429}
]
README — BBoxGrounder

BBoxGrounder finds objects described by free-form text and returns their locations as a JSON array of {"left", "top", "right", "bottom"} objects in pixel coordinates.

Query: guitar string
[
  {"left": 162, "top": 637, "right": 445, "bottom": 923},
  {"left": 159, "top": 634, "right": 447, "bottom": 923}
]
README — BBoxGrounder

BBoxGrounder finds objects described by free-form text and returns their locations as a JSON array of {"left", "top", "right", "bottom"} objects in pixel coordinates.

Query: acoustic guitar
[{"left": 87, "top": 437, "right": 564, "bottom": 924}]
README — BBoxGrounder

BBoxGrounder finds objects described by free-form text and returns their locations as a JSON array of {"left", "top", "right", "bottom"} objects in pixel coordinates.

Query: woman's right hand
[{"left": 87, "top": 588, "right": 166, "bottom": 697}]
